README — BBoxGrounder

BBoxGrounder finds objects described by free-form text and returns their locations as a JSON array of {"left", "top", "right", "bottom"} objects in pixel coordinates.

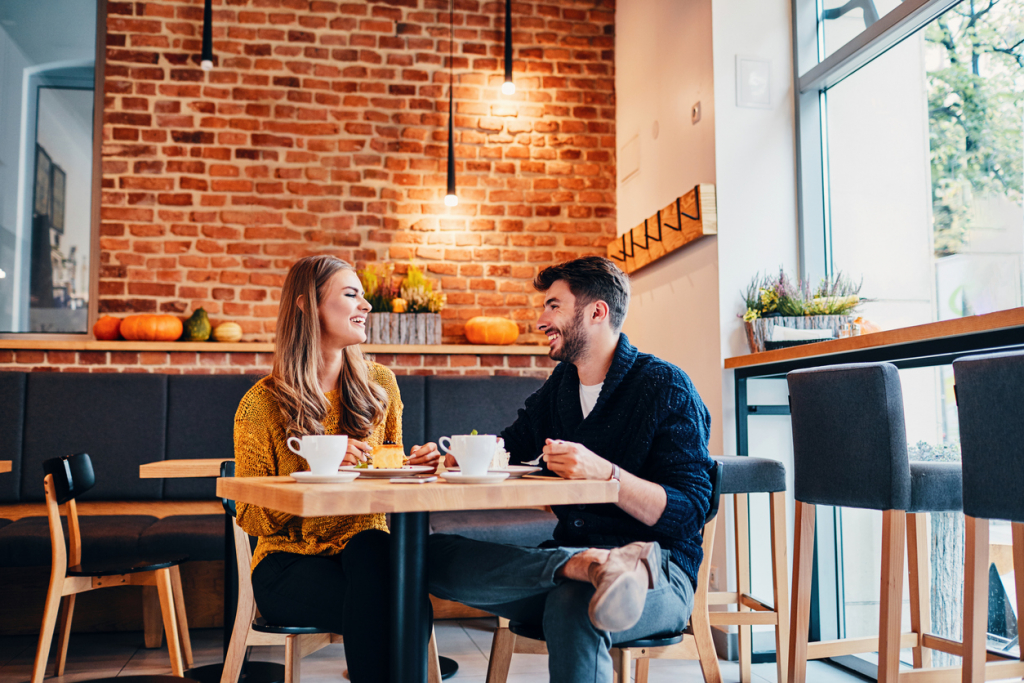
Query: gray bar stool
[
  {"left": 709, "top": 455, "right": 789, "bottom": 683},
  {"left": 787, "top": 362, "right": 962, "bottom": 683},
  {"left": 953, "top": 350, "right": 1024, "bottom": 682}
]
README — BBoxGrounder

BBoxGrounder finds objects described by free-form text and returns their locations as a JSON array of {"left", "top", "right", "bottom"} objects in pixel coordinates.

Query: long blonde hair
[{"left": 270, "top": 255, "right": 388, "bottom": 439}]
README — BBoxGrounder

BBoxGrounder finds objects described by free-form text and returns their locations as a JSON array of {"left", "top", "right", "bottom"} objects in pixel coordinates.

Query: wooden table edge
[
  {"left": 724, "top": 307, "right": 1024, "bottom": 370},
  {"left": 216, "top": 475, "right": 619, "bottom": 517}
]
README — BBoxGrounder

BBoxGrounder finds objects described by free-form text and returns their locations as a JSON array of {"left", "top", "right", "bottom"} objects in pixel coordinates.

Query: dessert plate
[
  {"left": 446, "top": 466, "right": 541, "bottom": 479},
  {"left": 339, "top": 465, "right": 434, "bottom": 478},
  {"left": 290, "top": 471, "right": 360, "bottom": 484},
  {"left": 439, "top": 471, "right": 510, "bottom": 485}
]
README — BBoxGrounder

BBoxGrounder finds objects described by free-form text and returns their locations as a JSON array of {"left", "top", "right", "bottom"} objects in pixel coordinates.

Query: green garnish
[
  {"left": 470, "top": 429, "right": 478, "bottom": 435},
  {"left": 355, "top": 461, "right": 368, "bottom": 469}
]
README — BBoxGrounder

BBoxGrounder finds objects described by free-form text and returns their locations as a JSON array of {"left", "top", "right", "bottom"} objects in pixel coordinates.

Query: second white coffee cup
[
  {"left": 287, "top": 435, "right": 348, "bottom": 475},
  {"left": 439, "top": 434, "right": 497, "bottom": 477}
]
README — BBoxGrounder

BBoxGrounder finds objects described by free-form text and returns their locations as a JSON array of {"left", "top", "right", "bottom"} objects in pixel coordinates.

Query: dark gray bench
[{"left": 0, "top": 371, "right": 556, "bottom": 568}]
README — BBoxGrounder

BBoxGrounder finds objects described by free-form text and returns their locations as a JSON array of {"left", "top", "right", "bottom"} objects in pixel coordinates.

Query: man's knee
[{"left": 542, "top": 581, "right": 597, "bottom": 635}]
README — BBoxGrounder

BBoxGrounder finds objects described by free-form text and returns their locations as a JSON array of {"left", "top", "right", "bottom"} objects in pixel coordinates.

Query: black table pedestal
[{"left": 390, "top": 511, "right": 430, "bottom": 683}]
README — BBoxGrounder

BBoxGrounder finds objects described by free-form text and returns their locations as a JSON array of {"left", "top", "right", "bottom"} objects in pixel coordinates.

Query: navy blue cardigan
[{"left": 501, "top": 334, "right": 714, "bottom": 587}]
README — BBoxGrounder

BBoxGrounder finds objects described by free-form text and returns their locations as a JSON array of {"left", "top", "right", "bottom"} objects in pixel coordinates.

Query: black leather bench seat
[
  {"left": 140, "top": 514, "right": 225, "bottom": 562},
  {"left": 0, "top": 515, "right": 159, "bottom": 567}
]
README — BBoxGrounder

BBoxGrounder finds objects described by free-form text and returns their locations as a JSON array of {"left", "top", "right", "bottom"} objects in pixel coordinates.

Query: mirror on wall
[{"left": 0, "top": 1, "right": 99, "bottom": 333}]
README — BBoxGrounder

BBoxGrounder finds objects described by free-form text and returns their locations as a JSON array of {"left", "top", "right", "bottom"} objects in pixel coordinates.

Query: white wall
[
  {"left": 616, "top": 0, "right": 722, "bottom": 455},
  {"left": 616, "top": 0, "right": 798, "bottom": 454},
  {"left": 617, "top": 0, "right": 799, "bottom": 611}
]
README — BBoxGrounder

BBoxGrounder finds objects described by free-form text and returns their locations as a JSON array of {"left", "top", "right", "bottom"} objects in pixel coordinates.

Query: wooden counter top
[
  {"left": 725, "top": 307, "right": 1024, "bottom": 370},
  {"left": 0, "top": 340, "right": 550, "bottom": 355}
]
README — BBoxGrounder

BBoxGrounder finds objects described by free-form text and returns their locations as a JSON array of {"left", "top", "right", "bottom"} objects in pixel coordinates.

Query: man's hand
[
  {"left": 542, "top": 438, "right": 614, "bottom": 480},
  {"left": 409, "top": 442, "right": 442, "bottom": 469}
]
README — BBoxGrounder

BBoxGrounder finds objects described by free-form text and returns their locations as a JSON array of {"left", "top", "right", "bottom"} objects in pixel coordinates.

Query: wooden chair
[
  {"left": 787, "top": 363, "right": 963, "bottom": 683},
  {"left": 486, "top": 462, "right": 724, "bottom": 683},
  {"left": 32, "top": 453, "right": 192, "bottom": 683},
  {"left": 220, "top": 462, "right": 443, "bottom": 683},
  {"left": 708, "top": 455, "right": 789, "bottom": 683},
  {"left": 953, "top": 351, "right": 1024, "bottom": 683}
]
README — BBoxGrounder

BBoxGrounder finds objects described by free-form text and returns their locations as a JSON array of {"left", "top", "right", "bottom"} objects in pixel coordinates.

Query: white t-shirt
[{"left": 579, "top": 382, "right": 604, "bottom": 419}]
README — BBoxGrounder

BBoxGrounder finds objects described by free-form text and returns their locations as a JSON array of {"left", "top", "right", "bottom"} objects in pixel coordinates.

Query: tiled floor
[{"left": 0, "top": 620, "right": 871, "bottom": 683}]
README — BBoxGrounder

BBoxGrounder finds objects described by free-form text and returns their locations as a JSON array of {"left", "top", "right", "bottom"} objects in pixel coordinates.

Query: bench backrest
[{"left": 0, "top": 370, "right": 545, "bottom": 502}]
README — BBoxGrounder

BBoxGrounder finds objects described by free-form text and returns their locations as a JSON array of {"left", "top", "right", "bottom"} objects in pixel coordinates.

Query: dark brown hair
[{"left": 534, "top": 256, "right": 631, "bottom": 330}]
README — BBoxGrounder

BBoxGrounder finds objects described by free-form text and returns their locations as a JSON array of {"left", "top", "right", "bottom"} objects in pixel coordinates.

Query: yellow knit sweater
[{"left": 233, "top": 362, "right": 401, "bottom": 571}]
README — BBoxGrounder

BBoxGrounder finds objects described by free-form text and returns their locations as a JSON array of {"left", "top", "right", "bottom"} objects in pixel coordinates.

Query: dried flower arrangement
[
  {"left": 356, "top": 263, "right": 445, "bottom": 344},
  {"left": 742, "top": 269, "right": 863, "bottom": 321}
]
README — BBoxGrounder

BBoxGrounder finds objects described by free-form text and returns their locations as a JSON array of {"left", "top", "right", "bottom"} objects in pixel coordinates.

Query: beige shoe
[{"left": 587, "top": 541, "right": 660, "bottom": 632}]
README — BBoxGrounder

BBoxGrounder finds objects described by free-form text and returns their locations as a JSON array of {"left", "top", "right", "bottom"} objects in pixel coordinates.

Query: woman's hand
[
  {"left": 342, "top": 439, "right": 372, "bottom": 466},
  {"left": 409, "top": 442, "right": 442, "bottom": 470}
]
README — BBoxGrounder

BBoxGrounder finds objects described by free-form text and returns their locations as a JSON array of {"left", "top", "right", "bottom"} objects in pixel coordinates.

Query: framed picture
[
  {"left": 34, "top": 145, "right": 52, "bottom": 218},
  {"left": 51, "top": 165, "right": 65, "bottom": 233}
]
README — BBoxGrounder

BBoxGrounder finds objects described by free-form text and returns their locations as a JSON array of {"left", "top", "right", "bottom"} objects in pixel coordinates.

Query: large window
[
  {"left": 0, "top": 1, "right": 103, "bottom": 334},
  {"left": 792, "top": 0, "right": 1022, "bottom": 675}
]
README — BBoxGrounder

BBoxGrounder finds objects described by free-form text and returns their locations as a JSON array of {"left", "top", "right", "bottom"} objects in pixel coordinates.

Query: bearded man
[{"left": 427, "top": 255, "right": 714, "bottom": 683}]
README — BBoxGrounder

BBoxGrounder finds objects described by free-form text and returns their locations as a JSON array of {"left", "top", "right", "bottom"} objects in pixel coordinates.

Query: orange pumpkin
[
  {"left": 119, "top": 315, "right": 184, "bottom": 342},
  {"left": 464, "top": 316, "right": 520, "bottom": 345},
  {"left": 92, "top": 316, "right": 122, "bottom": 341}
]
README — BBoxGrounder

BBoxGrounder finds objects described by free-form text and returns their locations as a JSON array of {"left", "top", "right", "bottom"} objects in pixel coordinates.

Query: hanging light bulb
[
  {"left": 444, "top": 0, "right": 458, "bottom": 208},
  {"left": 502, "top": 0, "right": 514, "bottom": 95},
  {"left": 200, "top": 0, "right": 214, "bottom": 71}
]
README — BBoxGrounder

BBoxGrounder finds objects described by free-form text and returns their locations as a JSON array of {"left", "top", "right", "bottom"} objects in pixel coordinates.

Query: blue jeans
[{"left": 427, "top": 534, "right": 695, "bottom": 683}]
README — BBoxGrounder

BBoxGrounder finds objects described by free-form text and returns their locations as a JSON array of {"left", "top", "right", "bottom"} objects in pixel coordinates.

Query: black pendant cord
[
  {"left": 201, "top": 0, "right": 213, "bottom": 70},
  {"left": 445, "top": 0, "right": 457, "bottom": 203},
  {"left": 503, "top": 0, "right": 513, "bottom": 91}
]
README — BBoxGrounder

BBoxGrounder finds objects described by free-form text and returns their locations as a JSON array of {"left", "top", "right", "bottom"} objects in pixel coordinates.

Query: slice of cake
[{"left": 372, "top": 442, "right": 407, "bottom": 469}]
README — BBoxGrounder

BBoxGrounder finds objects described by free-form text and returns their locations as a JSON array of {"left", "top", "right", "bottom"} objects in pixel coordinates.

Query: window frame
[
  {"left": 792, "top": 0, "right": 961, "bottom": 284},
  {"left": 0, "top": 0, "right": 107, "bottom": 339}
]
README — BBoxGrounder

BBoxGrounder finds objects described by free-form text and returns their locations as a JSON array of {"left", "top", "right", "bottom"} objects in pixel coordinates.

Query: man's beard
[{"left": 549, "top": 307, "right": 588, "bottom": 364}]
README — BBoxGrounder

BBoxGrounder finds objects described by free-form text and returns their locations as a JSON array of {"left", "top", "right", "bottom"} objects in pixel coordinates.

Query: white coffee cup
[
  {"left": 287, "top": 435, "right": 348, "bottom": 475},
  {"left": 439, "top": 434, "right": 498, "bottom": 477}
]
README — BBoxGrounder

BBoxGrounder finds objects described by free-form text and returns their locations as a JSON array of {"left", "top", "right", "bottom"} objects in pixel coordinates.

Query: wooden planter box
[
  {"left": 365, "top": 312, "right": 442, "bottom": 345},
  {"left": 744, "top": 315, "right": 851, "bottom": 353}
]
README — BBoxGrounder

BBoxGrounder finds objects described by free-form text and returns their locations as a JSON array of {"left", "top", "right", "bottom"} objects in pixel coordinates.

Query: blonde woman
[{"left": 234, "top": 255, "right": 441, "bottom": 682}]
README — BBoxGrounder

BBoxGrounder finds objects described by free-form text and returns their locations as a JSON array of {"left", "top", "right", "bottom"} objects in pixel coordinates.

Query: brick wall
[
  {"left": 0, "top": 347, "right": 554, "bottom": 377},
  {"left": 99, "top": 0, "right": 616, "bottom": 343}
]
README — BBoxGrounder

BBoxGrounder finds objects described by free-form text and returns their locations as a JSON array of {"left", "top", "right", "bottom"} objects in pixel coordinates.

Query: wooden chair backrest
[{"left": 43, "top": 473, "right": 83, "bottom": 575}]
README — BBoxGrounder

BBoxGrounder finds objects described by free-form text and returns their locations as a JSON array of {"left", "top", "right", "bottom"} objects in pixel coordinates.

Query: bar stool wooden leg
[
  {"left": 635, "top": 656, "right": 650, "bottom": 683},
  {"left": 31, "top": 570, "right": 65, "bottom": 683},
  {"left": 155, "top": 567, "right": 185, "bottom": 677},
  {"left": 906, "top": 512, "right": 931, "bottom": 669},
  {"left": 770, "top": 491, "right": 790, "bottom": 683},
  {"left": 143, "top": 586, "right": 164, "bottom": 648},
  {"left": 284, "top": 635, "right": 301, "bottom": 683},
  {"left": 53, "top": 594, "right": 76, "bottom": 676},
  {"left": 788, "top": 501, "right": 815, "bottom": 683},
  {"left": 1013, "top": 522, "right": 1024, "bottom": 670},
  {"left": 485, "top": 617, "right": 516, "bottom": 683},
  {"left": 877, "top": 509, "right": 906, "bottom": 683},
  {"left": 615, "top": 647, "right": 632, "bottom": 683},
  {"left": 734, "top": 493, "right": 752, "bottom": 683},
  {"left": 170, "top": 566, "right": 193, "bottom": 670},
  {"left": 963, "top": 516, "right": 989, "bottom": 683}
]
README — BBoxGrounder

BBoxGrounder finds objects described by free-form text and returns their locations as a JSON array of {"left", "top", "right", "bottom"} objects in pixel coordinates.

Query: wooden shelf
[
  {"left": 0, "top": 339, "right": 551, "bottom": 355},
  {"left": 725, "top": 307, "right": 1024, "bottom": 370}
]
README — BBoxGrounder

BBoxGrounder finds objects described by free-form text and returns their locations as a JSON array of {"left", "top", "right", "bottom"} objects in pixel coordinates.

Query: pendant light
[
  {"left": 444, "top": 0, "right": 458, "bottom": 208},
  {"left": 200, "top": 0, "right": 214, "bottom": 71},
  {"left": 501, "top": 1, "right": 515, "bottom": 95}
]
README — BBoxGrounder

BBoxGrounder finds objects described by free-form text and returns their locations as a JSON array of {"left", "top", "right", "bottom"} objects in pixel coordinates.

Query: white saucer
[
  {"left": 439, "top": 471, "right": 510, "bottom": 485},
  {"left": 446, "top": 466, "right": 541, "bottom": 479},
  {"left": 339, "top": 465, "right": 434, "bottom": 478},
  {"left": 291, "top": 471, "right": 359, "bottom": 484}
]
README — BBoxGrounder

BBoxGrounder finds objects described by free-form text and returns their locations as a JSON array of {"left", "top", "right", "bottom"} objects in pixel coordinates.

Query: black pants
[{"left": 251, "top": 529, "right": 432, "bottom": 683}]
